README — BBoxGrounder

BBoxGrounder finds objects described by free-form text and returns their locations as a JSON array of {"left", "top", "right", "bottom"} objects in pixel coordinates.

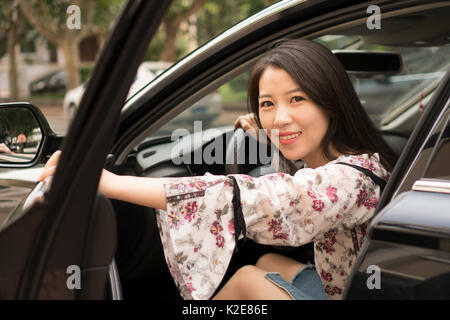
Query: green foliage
[
  {"left": 93, "top": 0, "right": 125, "bottom": 29},
  {"left": 145, "top": 31, "right": 164, "bottom": 61},
  {"left": 166, "top": 0, "right": 202, "bottom": 19},
  {"left": 0, "top": 107, "right": 40, "bottom": 147},
  {"left": 218, "top": 71, "right": 250, "bottom": 102},
  {"left": 80, "top": 65, "right": 93, "bottom": 83},
  {"left": 196, "top": 0, "right": 267, "bottom": 46}
]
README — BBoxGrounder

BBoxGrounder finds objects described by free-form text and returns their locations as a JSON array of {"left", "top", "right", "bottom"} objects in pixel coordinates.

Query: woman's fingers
[
  {"left": 45, "top": 150, "right": 61, "bottom": 169},
  {"left": 38, "top": 165, "right": 56, "bottom": 182},
  {"left": 38, "top": 150, "right": 61, "bottom": 182},
  {"left": 234, "top": 114, "right": 258, "bottom": 131},
  {"left": 234, "top": 116, "right": 245, "bottom": 129}
]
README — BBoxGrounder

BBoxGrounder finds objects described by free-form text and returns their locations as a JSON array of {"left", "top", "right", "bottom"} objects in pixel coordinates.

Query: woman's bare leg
[
  {"left": 212, "top": 265, "right": 292, "bottom": 300},
  {"left": 256, "top": 253, "right": 305, "bottom": 282}
]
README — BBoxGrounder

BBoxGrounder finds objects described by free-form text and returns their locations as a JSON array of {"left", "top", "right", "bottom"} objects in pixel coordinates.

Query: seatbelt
[
  {"left": 229, "top": 176, "right": 247, "bottom": 252},
  {"left": 335, "top": 162, "right": 387, "bottom": 254}
]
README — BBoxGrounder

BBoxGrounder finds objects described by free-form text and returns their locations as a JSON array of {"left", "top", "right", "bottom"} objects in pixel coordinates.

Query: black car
[
  {"left": 29, "top": 71, "right": 66, "bottom": 94},
  {"left": 0, "top": 0, "right": 449, "bottom": 300}
]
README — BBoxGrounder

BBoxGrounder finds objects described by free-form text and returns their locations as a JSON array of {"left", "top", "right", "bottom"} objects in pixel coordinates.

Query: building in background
[{"left": 0, "top": 34, "right": 99, "bottom": 98}]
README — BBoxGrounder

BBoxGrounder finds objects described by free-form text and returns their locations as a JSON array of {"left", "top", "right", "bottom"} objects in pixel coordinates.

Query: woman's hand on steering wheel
[{"left": 233, "top": 113, "right": 259, "bottom": 140}]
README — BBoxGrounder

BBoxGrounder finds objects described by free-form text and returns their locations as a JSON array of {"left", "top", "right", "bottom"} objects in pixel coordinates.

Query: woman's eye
[
  {"left": 291, "top": 96, "right": 304, "bottom": 103},
  {"left": 260, "top": 101, "right": 273, "bottom": 108}
]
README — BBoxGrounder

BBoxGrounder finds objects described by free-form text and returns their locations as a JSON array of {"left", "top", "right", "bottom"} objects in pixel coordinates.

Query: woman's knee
[
  {"left": 226, "top": 265, "right": 261, "bottom": 293},
  {"left": 234, "top": 265, "right": 259, "bottom": 282},
  {"left": 256, "top": 253, "right": 282, "bottom": 270}
]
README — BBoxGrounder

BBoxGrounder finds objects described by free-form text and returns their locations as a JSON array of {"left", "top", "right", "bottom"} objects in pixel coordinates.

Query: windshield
[{"left": 318, "top": 35, "right": 450, "bottom": 130}]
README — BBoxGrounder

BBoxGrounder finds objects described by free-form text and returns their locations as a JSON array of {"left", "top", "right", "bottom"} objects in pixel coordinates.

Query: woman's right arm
[{"left": 38, "top": 151, "right": 168, "bottom": 211}]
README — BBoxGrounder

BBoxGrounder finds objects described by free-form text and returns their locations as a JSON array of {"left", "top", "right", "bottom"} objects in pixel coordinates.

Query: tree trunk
[
  {"left": 161, "top": 21, "right": 178, "bottom": 62},
  {"left": 264, "top": 0, "right": 279, "bottom": 6},
  {"left": 7, "top": 35, "right": 19, "bottom": 101},
  {"left": 61, "top": 38, "right": 81, "bottom": 90},
  {"left": 6, "top": 3, "right": 19, "bottom": 101}
]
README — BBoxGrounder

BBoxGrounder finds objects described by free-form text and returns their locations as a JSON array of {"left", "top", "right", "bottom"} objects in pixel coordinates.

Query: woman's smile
[{"left": 278, "top": 131, "right": 302, "bottom": 145}]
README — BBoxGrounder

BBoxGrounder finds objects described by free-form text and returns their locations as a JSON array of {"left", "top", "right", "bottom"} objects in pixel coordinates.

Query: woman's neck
[{"left": 303, "top": 146, "right": 342, "bottom": 169}]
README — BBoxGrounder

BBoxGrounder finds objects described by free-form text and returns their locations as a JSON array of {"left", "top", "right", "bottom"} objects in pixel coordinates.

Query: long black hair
[{"left": 247, "top": 39, "right": 397, "bottom": 172}]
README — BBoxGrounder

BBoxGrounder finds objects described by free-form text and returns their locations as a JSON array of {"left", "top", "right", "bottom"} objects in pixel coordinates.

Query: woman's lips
[{"left": 278, "top": 131, "right": 302, "bottom": 145}]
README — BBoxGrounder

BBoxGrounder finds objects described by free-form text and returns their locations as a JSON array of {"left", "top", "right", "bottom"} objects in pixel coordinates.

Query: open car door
[{"left": 0, "top": 0, "right": 172, "bottom": 299}]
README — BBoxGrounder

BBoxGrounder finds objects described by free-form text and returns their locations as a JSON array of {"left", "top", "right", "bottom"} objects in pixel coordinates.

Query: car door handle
[{"left": 412, "top": 179, "right": 450, "bottom": 194}]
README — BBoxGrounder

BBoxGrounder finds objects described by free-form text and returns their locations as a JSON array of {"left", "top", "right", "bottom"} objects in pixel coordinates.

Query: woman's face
[{"left": 258, "top": 66, "right": 330, "bottom": 168}]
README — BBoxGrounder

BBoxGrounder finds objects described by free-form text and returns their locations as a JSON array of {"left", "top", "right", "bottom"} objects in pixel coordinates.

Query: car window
[
  {"left": 146, "top": 34, "right": 450, "bottom": 141},
  {"left": 149, "top": 70, "right": 251, "bottom": 138},
  {"left": 393, "top": 107, "right": 450, "bottom": 197},
  {"left": 317, "top": 35, "right": 450, "bottom": 132},
  {"left": 422, "top": 108, "right": 450, "bottom": 181}
]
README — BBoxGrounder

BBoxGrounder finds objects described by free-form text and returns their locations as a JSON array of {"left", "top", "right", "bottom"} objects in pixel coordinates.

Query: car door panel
[
  {"left": 344, "top": 70, "right": 450, "bottom": 299},
  {"left": 344, "top": 189, "right": 450, "bottom": 299}
]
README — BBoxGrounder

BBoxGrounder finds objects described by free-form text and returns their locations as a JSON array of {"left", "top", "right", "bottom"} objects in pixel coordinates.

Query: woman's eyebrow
[
  {"left": 258, "top": 88, "right": 303, "bottom": 99},
  {"left": 285, "top": 88, "right": 303, "bottom": 94}
]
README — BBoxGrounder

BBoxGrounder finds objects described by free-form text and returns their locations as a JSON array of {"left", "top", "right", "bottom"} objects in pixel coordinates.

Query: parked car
[
  {"left": 0, "top": 0, "right": 449, "bottom": 301},
  {"left": 62, "top": 61, "right": 223, "bottom": 129},
  {"left": 29, "top": 70, "right": 66, "bottom": 94},
  {"left": 62, "top": 63, "right": 156, "bottom": 120}
]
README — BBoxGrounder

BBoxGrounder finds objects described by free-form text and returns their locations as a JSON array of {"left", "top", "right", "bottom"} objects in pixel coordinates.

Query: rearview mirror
[
  {"left": 0, "top": 107, "right": 42, "bottom": 164},
  {"left": 333, "top": 50, "right": 402, "bottom": 74},
  {"left": 0, "top": 103, "right": 62, "bottom": 167}
]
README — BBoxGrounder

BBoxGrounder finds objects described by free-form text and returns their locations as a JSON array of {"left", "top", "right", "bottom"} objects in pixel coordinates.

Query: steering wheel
[
  {"left": 23, "top": 178, "right": 52, "bottom": 212},
  {"left": 225, "top": 128, "right": 248, "bottom": 174}
]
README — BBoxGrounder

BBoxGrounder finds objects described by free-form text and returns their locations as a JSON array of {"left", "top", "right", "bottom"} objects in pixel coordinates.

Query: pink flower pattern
[
  {"left": 157, "top": 153, "right": 388, "bottom": 300},
  {"left": 326, "top": 185, "right": 338, "bottom": 203},
  {"left": 312, "top": 199, "right": 325, "bottom": 212},
  {"left": 182, "top": 201, "right": 198, "bottom": 222},
  {"left": 228, "top": 219, "right": 235, "bottom": 235},
  {"left": 216, "top": 235, "right": 225, "bottom": 248},
  {"left": 210, "top": 221, "right": 223, "bottom": 236}
]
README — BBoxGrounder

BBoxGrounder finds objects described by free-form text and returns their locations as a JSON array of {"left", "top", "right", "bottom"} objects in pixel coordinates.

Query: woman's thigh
[
  {"left": 256, "top": 253, "right": 305, "bottom": 282},
  {"left": 213, "top": 265, "right": 293, "bottom": 300}
]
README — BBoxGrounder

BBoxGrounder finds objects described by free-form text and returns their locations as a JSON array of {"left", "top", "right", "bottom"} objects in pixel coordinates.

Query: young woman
[{"left": 39, "top": 39, "right": 397, "bottom": 300}]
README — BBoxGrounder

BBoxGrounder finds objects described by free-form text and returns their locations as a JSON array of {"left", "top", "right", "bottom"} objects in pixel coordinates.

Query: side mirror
[
  {"left": 333, "top": 50, "right": 403, "bottom": 74},
  {"left": 0, "top": 103, "right": 62, "bottom": 167}
]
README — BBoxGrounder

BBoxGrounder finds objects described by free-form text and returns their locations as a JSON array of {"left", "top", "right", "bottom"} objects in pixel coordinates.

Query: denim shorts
[{"left": 264, "top": 264, "right": 328, "bottom": 300}]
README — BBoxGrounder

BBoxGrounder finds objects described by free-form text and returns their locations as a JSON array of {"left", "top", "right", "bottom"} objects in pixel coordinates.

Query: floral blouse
[{"left": 156, "top": 153, "right": 389, "bottom": 300}]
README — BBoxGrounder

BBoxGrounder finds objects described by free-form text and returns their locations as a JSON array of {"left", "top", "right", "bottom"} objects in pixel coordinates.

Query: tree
[
  {"left": 263, "top": 0, "right": 279, "bottom": 6},
  {"left": 16, "top": 0, "right": 123, "bottom": 90},
  {"left": 196, "top": 0, "right": 279, "bottom": 47},
  {"left": 0, "top": 0, "right": 26, "bottom": 101},
  {"left": 160, "top": 0, "right": 208, "bottom": 62}
]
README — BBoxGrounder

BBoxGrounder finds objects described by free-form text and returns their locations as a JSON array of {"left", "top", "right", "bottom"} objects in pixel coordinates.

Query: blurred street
[{"left": 39, "top": 103, "right": 68, "bottom": 134}]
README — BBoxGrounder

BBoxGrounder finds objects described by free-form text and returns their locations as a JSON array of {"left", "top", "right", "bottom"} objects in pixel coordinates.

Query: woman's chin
[{"left": 280, "top": 150, "right": 304, "bottom": 162}]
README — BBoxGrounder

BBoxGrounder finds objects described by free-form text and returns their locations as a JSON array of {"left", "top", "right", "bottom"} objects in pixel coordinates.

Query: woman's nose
[{"left": 273, "top": 103, "right": 293, "bottom": 128}]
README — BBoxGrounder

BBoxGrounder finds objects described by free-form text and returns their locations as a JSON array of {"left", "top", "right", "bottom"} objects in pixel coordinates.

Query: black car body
[
  {"left": 29, "top": 71, "right": 66, "bottom": 94},
  {"left": 0, "top": 0, "right": 449, "bottom": 300}
]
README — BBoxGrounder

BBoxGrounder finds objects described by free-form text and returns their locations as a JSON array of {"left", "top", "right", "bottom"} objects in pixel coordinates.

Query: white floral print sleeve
[{"left": 156, "top": 153, "right": 389, "bottom": 300}]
